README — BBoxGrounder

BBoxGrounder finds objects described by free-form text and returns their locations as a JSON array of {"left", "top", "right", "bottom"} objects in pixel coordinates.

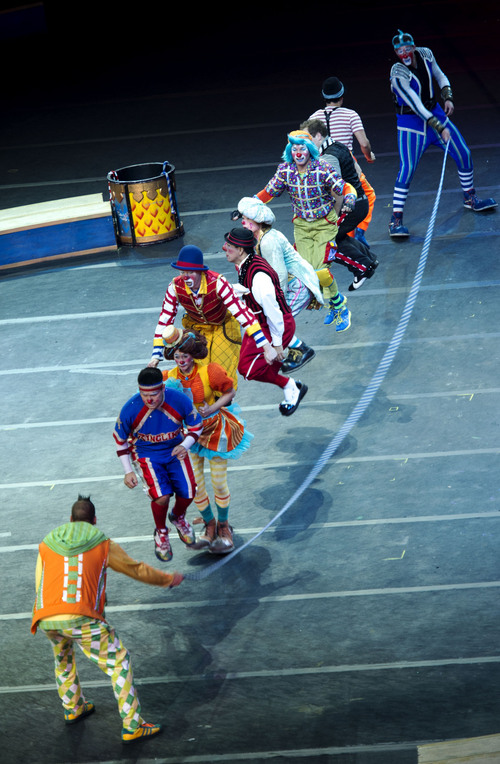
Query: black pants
[
  {"left": 334, "top": 198, "right": 377, "bottom": 277},
  {"left": 337, "top": 197, "right": 369, "bottom": 239}
]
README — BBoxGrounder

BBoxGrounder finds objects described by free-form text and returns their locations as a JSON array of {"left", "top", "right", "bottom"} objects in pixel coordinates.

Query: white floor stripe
[
  {"left": 1, "top": 448, "right": 499, "bottom": 490},
  {"left": 1, "top": 333, "right": 500, "bottom": 377},
  {"left": 2, "top": 655, "right": 499, "bottom": 694},
  {"left": 2, "top": 512, "right": 499, "bottom": 555},
  {"left": 49, "top": 740, "right": 421, "bottom": 764},
  {"left": 2, "top": 388, "right": 500, "bottom": 430},
  {"left": 1, "top": 111, "right": 497, "bottom": 151},
  {"left": 0, "top": 359, "right": 151, "bottom": 375},
  {"left": 1, "top": 281, "right": 499, "bottom": 327},
  {"left": 46, "top": 740, "right": 432, "bottom": 764},
  {"left": 4, "top": 581, "right": 500, "bottom": 620}
]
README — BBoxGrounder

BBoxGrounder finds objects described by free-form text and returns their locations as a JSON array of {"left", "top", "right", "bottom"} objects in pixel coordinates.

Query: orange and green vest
[{"left": 31, "top": 522, "right": 110, "bottom": 634}]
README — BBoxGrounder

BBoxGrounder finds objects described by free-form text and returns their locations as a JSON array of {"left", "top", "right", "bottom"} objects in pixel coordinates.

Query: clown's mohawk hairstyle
[
  {"left": 392, "top": 29, "right": 415, "bottom": 49},
  {"left": 282, "top": 129, "right": 320, "bottom": 163}
]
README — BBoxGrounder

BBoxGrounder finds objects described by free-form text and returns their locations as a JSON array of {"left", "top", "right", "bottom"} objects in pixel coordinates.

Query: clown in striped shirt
[
  {"left": 307, "top": 75, "right": 376, "bottom": 246},
  {"left": 148, "top": 245, "right": 273, "bottom": 389}
]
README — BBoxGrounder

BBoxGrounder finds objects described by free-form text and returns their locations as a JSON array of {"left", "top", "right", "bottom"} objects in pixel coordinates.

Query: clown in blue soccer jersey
[
  {"left": 389, "top": 29, "right": 497, "bottom": 238},
  {"left": 114, "top": 367, "right": 203, "bottom": 562}
]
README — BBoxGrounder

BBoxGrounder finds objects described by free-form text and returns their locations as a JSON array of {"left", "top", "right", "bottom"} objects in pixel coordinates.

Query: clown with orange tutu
[{"left": 161, "top": 327, "right": 252, "bottom": 553}]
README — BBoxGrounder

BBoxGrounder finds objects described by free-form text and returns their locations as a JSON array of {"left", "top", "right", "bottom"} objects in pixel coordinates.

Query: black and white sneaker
[
  {"left": 279, "top": 381, "right": 308, "bottom": 417},
  {"left": 348, "top": 260, "right": 379, "bottom": 291}
]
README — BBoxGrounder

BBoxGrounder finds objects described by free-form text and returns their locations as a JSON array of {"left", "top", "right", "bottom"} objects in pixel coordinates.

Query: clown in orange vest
[{"left": 31, "top": 495, "right": 183, "bottom": 743}]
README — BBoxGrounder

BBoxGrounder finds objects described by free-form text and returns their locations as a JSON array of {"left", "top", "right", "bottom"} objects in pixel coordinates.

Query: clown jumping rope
[{"left": 254, "top": 129, "right": 357, "bottom": 330}]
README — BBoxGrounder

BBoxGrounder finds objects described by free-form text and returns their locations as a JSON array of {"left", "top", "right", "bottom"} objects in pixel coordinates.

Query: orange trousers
[{"left": 348, "top": 171, "right": 376, "bottom": 235}]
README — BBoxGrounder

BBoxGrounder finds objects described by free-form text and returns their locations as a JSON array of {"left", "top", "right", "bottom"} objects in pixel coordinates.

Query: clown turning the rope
[{"left": 389, "top": 29, "right": 497, "bottom": 238}]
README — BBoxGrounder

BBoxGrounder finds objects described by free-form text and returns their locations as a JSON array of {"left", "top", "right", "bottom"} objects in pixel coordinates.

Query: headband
[{"left": 138, "top": 382, "right": 164, "bottom": 392}]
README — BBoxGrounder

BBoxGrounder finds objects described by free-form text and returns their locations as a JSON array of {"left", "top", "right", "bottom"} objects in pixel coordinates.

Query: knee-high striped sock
[
  {"left": 210, "top": 458, "right": 230, "bottom": 520},
  {"left": 393, "top": 185, "right": 409, "bottom": 214}
]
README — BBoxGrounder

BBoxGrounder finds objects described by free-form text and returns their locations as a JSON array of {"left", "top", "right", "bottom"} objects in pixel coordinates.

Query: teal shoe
[{"left": 335, "top": 302, "right": 351, "bottom": 332}]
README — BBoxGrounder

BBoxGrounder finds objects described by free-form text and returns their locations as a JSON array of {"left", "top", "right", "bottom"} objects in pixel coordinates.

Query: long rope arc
[{"left": 184, "top": 142, "right": 450, "bottom": 582}]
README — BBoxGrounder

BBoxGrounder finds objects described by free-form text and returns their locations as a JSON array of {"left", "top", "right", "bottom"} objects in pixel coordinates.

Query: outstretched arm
[{"left": 108, "top": 541, "right": 183, "bottom": 587}]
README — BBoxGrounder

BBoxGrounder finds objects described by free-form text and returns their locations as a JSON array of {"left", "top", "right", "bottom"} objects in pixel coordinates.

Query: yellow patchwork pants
[{"left": 43, "top": 618, "right": 144, "bottom": 730}]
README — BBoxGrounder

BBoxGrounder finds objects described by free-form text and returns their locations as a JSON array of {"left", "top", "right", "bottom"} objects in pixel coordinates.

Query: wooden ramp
[
  {"left": 0, "top": 193, "right": 117, "bottom": 270},
  {"left": 419, "top": 734, "right": 500, "bottom": 763}
]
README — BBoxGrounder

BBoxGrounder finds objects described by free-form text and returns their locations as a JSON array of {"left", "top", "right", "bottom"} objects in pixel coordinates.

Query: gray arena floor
[{"left": 1, "top": 3, "right": 499, "bottom": 763}]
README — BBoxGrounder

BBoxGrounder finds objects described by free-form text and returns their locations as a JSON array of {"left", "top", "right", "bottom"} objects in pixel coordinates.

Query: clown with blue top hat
[{"left": 148, "top": 243, "right": 274, "bottom": 389}]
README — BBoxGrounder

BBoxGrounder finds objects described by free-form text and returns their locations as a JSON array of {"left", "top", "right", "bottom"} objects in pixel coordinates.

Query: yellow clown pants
[
  {"left": 293, "top": 210, "right": 341, "bottom": 302},
  {"left": 182, "top": 312, "right": 241, "bottom": 389}
]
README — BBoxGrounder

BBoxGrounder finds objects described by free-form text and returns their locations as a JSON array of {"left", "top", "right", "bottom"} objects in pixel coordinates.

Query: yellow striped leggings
[
  {"left": 190, "top": 453, "right": 230, "bottom": 513},
  {"left": 43, "top": 618, "right": 144, "bottom": 730}
]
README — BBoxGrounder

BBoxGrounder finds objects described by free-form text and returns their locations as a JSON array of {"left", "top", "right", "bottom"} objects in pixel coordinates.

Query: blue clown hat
[{"left": 171, "top": 245, "right": 208, "bottom": 271}]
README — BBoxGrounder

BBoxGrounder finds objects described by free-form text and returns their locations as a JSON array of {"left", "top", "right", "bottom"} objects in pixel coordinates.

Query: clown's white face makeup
[
  {"left": 396, "top": 45, "right": 415, "bottom": 66},
  {"left": 241, "top": 216, "right": 260, "bottom": 234},
  {"left": 180, "top": 270, "right": 202, "bottom": 291},
  {"left": 291, "top": 144, "right": 310, "bottom": 168}
]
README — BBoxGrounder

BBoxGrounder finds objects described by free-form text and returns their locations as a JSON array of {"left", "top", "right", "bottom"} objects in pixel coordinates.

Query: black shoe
[
  {"left": 279, "top": 381, "right": 308, "bottom": 417},
  {"left": 348, "top": 260, "right": 379, "bottom": 291},
  {"left": 281, "top": 345, "right": 315, "bottom": 373}
]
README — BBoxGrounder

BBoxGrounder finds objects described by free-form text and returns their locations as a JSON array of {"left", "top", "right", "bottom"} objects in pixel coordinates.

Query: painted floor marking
[
  {"left": 2, "top": 387, "right": 500, "bottom": 429},
  {"left": 2, "top": 655, "right": 500, "bottom": 694},
  {"left": 3, "top": 581, "right": 500, "bottom": 622},
  {"left": 1, "top": 283, "right": 499, "bottom": 326},
  {"left": 1, "top": 447, "right": 500, "bottom": 490},
  {"left": 2, "top": 511, "right": 499, "bottom": 555}
]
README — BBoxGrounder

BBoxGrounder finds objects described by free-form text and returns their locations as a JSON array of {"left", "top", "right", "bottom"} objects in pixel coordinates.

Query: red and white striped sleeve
[{"left": 151, "top": 282, "right": 179, "bottom": 360}]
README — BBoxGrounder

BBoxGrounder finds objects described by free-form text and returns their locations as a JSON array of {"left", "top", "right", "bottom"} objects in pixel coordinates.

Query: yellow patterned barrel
[{"left": 107, "top": 162, "right": 184, "bottom": 246}]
